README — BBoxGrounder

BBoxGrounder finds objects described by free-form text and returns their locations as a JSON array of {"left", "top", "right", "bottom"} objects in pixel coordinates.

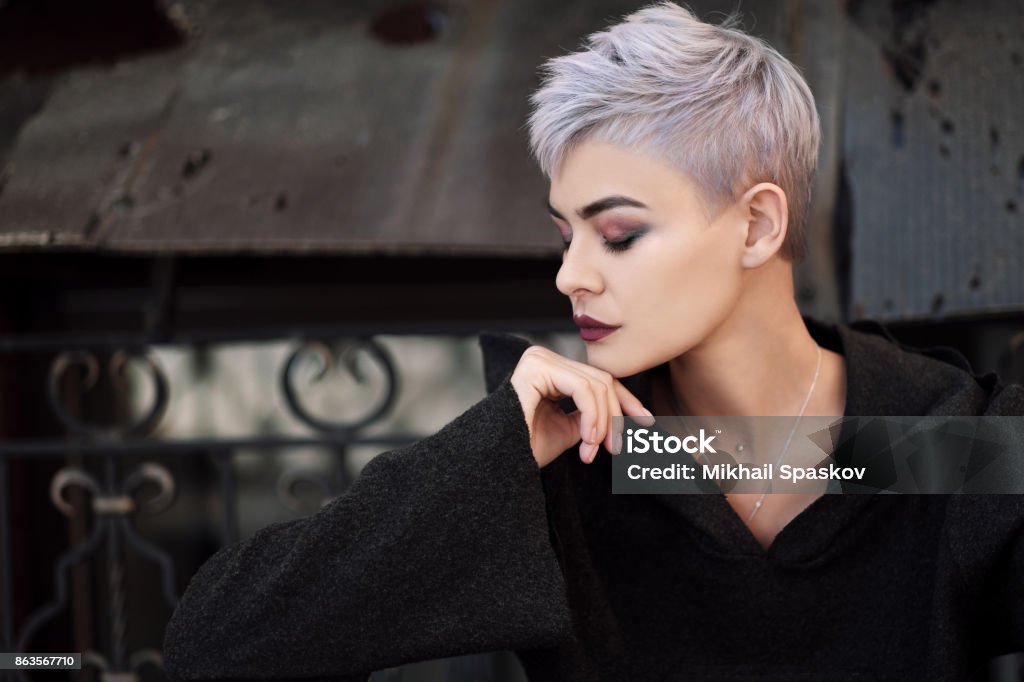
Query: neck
[{"left": 667, "top": 269, "right": 822, "bottom": 418}]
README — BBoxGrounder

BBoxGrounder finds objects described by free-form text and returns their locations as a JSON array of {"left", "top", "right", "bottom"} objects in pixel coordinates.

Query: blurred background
[{"left": 0, "top": 0, "right": 1022, "bottom": 680}]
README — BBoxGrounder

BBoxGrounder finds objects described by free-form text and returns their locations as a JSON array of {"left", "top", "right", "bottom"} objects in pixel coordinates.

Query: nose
[{"left": 556, "top": 239, "right": 605, "bottom": 298}]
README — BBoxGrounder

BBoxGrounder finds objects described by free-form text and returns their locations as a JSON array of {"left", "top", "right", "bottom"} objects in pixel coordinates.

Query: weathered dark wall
[{"left": 844, "top": 0, "right": 1024, "bottom": 321}]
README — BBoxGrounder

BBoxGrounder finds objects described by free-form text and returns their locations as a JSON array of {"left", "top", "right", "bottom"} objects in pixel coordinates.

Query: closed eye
[
  {"left": 561, "top": 231, "right": 646, "bottom": 254},
  {"left": 602, "top": 232, "right": 643, "bottom": 253}
]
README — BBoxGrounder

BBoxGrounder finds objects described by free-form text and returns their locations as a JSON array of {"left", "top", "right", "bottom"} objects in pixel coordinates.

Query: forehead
[{"left": 548, "top": 139, "right": 704, "bottom": 215}]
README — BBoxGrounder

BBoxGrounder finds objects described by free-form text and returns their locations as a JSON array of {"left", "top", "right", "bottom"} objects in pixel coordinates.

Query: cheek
[
  {"left": 580, "top": 235, "right": 741, "bottom": 376},
  {"left": 647, "top": 238, "right": 734, "bottom": 312},
  {"left": 634, "top": 236, "right": 741, "bottom": 340},
  {"left": 693, "top": 253, "right": 742, "bottom": 319}
]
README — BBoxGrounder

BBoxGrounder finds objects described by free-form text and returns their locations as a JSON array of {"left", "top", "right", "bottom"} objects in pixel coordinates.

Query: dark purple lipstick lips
[{"left": 574, "top": 314, "right": 620, "bottom": 342}]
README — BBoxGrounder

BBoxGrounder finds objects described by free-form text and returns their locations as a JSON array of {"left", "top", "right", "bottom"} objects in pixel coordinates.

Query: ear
[{"left": 738, "top": 182, "right": 788, "bottom": 268}]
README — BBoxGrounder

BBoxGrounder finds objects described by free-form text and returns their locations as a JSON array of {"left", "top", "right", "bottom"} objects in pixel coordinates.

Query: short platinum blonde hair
[{"left": 528, "top": 2, "right": 820, "bottom": 262}]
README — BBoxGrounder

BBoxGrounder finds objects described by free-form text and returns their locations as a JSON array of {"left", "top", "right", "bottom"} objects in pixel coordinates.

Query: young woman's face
[{"left": 549, "top": 139, "right": 747, "bottom": 378}]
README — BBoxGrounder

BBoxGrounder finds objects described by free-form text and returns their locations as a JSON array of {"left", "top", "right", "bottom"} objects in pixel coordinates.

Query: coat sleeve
[{"left": 162, "top": 375, "right": 574, "bottom": 681}]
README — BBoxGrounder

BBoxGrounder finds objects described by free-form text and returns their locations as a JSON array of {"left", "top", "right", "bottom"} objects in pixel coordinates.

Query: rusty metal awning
[{"left": 0, "top": 0, "right": 644, "bottom": 256}]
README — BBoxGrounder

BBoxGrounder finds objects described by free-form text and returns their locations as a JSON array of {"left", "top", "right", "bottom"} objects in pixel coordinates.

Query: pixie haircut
[{"left": 528, "top": 2, "right": 820, "bottom": 262}]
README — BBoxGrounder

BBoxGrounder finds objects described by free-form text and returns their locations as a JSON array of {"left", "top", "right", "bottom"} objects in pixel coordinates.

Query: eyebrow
[{"left": 546, "top": 195, "right": 650, "bottom": 221}]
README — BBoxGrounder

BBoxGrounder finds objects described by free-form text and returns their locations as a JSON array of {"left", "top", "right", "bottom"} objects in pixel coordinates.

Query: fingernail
[
  {"left": 643, "top": 407, "right": 653, "bottom": 417},
  {"left": 589, "top": 425, "right": 597, "bottom": 444}
]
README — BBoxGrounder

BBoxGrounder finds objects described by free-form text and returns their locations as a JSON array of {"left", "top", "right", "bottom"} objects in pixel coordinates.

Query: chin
[
  {"left": 584, "top": 347, "right": 649, "bottom": 379},
  {"left": 586, "top": 334, "right": 689, "bottom": 379}
]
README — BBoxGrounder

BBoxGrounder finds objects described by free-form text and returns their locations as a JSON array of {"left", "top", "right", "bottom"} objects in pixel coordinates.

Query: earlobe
[{"left": 739, "top": 183, "right": 788, "bottom": 268}]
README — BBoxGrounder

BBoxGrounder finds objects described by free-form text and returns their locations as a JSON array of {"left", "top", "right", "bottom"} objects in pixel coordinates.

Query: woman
[{"left": 164, "top": 3, "right": 1024, "bottom": 680}]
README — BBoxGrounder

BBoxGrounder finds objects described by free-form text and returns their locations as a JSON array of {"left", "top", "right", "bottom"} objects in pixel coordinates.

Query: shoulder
[{"left": 835, "top": 318, "right": 1024, "bottom": 416}]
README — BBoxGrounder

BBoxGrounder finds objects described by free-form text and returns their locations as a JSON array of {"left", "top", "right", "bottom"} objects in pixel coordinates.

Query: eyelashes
[
  {"left": 561, "top": 229, "right": 647, "bottom": 255},
  {"left": 602, "top": 231, "right": 644, "bottom": 253}
]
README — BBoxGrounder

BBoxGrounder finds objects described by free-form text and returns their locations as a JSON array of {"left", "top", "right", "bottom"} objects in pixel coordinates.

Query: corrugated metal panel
[{"left": 843, "top": 0, "right": 1024, "bottom": 321}]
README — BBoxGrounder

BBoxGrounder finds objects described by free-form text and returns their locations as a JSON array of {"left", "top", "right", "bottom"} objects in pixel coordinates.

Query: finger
[
  {"left": 587, "top": 374, "right": 618, "bottom": 457},
  {"left": 546, "top": 365, "right": 602, "bottom": 452},
  {"left": 568, "top": 364, "right": 620, "bottom": 459},
  {"left": 577, "top": 387, "right": 606, "bottom": 464},
  {"left": 566, "top": 409, "right": 584, "bottom": 443},
  {"left": 588, "top": 376, "right": 609, "bottom": 462},
  {"left": 572, "top": 366, "right": 647, "bottom": 456},
  {"left": 605, "top": 378, "right": 623, "bottom": 455},
  {"left": 566, "top": 364, "right": 608, "bottom": 454},
  {"left": 579, "top": 440, "right": 595, "bottom": 463}
]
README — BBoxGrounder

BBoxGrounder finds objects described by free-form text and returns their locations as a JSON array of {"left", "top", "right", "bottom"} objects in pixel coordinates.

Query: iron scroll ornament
[
  {"left": 15, "top": 463, "right": 179, "bottom": 681},
  {"left": 46, "top": 349, "right": 169, "bottom": 440},
  {"left": 280, "top": 338, "right": 399, "bottom": 435}
]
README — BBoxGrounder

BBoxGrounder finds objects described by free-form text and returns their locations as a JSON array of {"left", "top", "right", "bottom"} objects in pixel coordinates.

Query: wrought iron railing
[{"left": 0, "top": 334, "right": 520, "bottom": 682}]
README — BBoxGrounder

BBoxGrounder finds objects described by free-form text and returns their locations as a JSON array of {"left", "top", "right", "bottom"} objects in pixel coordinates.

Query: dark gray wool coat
[{"left": 163, "top": 317, "right": 1024, "bottom": 682}]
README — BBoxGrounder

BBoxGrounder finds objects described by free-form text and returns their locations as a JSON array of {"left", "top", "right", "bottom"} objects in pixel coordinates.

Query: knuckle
[
  {"left": 521, "top": 346, "right": 544, "bottom": 360},
  {"left": 519, "top": 347, "right": 549, "bottom": 369}
]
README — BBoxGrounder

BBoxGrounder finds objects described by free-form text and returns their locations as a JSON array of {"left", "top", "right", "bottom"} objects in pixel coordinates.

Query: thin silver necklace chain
[{"left": 672, "top": 344, "right": 823, "bottom": 523}]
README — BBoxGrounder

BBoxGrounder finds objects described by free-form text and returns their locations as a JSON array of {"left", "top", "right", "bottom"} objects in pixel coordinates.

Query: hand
[{"left": 509, "top": 345, "right": 654, "bottom": 468}]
